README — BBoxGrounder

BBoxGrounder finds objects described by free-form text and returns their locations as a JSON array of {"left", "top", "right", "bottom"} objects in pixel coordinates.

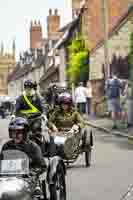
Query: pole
[{"left": 101, "top": 0, "right": 110, "bottom": 78}]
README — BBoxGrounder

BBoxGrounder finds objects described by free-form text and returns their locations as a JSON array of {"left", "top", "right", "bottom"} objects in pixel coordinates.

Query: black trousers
[
  {"left": 77, "top": 103, "right": 86, "bottom": 114},
  {"left": 86, "top": 98, "right": 91, "bottom": 114}
]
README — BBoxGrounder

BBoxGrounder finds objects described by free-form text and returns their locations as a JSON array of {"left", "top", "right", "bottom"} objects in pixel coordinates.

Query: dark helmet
[
  {"left": 24, "top": 79, "right": 34, "bottom": 89},
  {"left": 9, "top": 117, "right": 29, "bottom": 140},
  {"left": 59, "top": 93, "right": 73, "bottom": 105},
  {"left": 31, "top": 119, "right": 41, "bottom": 133}
]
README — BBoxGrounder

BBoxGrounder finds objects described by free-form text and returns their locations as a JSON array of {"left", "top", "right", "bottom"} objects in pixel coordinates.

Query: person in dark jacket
[
  {"left": 1, "top": 117, "right": 46, "bottom": 169},
  {"left": 15, "top": 79, "right": 44, "bottom": 118}
]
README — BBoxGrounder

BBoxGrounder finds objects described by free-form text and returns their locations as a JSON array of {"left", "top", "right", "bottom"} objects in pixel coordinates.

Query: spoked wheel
[{"left": 49, "top": 164, "right": 66, "bottom": 200}]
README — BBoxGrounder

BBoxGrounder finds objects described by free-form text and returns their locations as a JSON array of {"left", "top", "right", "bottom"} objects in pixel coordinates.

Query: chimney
[
  {"left": 72, "top": 0, "right": 81, "bottom": 18},
  {"left": 30, "top": 20, "right": 43, "bottom": 49},
  {"left": 47, "top": 9, "right": 60, "bottom": 40}
]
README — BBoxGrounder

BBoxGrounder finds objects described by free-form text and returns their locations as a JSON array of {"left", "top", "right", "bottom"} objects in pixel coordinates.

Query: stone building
[
  {"left": 8, "top": 9, "right": 62, "bottom": 96},
  {"left": 71, "top": 0, "right": 133, "bottom": 115},
  {"left": 8, "top": 20, "right": 46, "bottom": 97},
  {"left": 0, "top": 41, "right": 16, "bottom": 95},
  {"left": 72, "top": 0, "right": 133, "bottom": 49},
  {"left": 8, "top": 51, "right": 45, "bottom": 97},
  {"left": 39, "top": 15, "right": 80, "bottom": 91},
  {"left": 89, "top": 7, "right": 133, "bottom": 113}
]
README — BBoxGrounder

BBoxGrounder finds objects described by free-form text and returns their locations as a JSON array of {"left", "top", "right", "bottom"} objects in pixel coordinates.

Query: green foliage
[
  {"left": 66, "top": 36, "right": 89, "bottom": 84},
  {"left": 129, "top": 32, "right": 133, "bottom": 81}
]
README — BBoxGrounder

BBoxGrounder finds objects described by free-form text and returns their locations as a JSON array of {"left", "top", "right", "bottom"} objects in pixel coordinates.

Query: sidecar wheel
[
  {"left": 49, "top": 164, "right": 66, "bottom": 200},
  {"left": 85, "top": 149, "right": 91, "bottom": 167}
]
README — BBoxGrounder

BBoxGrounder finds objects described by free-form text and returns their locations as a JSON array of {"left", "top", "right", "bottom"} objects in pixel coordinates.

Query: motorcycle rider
[
  {"left": 15, "top": 79, "right": 44, "bottom": 116},
  {"left": 1, "top": 117, "right": 46, "bottom": 169},
  {"left": 1, "top": 117, "right": 47, "bottom": 199},
  {"left": 45, "top": 83, "right": 59, "bottom": 119},
  {"left": 13, "top": 79, "right": 47, "bottom": 139},
  {"left": 15, "top": 79, "right": 45, "bottom": 118},
  {"left": 48, "top": 94, "right": 84, "bottom": 133},
  {"left": 47, "top": 94, "right": 84, "bottom": 158}
]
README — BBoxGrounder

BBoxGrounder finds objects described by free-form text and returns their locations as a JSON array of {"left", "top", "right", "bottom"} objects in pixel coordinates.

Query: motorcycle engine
[{"left": 0, "top": 177, "right": 32, "bottom": 200}]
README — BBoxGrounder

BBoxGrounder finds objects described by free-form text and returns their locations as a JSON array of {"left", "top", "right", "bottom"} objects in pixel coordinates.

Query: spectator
[
  {"left": 120, "top": 81, "right": 128, "bottom": 128},
  {"left": 74, "top": 82, "right": 87, "bottom": 114},
  {"left": 86, "top": 81, "right": 92, "bottom": 115},
  {"left": 0, "top": 105, "right": 5, "bottom": 119},
  {"left": 105, "top": 73, "right": 122, "bottom": 129}
]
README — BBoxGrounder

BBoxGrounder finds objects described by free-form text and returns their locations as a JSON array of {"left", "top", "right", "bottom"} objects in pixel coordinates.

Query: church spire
[
  {"left": 12, "top": 39, "right": 16, "bottom": 59},
  {"left": 0, "top": 42, "right": 4, "bottom": 56}
]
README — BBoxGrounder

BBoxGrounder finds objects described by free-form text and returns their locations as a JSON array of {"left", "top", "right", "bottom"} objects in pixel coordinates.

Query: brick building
[
  {"left": 8, "top": 9, "right": 63, "bottom": 96},
  {"left": 30, "top": 20, "right": 43, "bottom": 49},
  {"left": 47, "top": 9, "right": 62, "bottom": 41},
  {"left": 72, "top": 0, "right": 133, "bottom": 49},
  {"left": 72, "top": 0, "right": 133, "bottom": 115}
]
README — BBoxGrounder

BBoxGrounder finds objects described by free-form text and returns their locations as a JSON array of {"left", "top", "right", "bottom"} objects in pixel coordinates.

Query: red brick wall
[
  {"left": 47, "top": 9, "right": 60, "bottom": 40},
  {"left": 30, "top": 21, "right": 42, "bottom": 49},
  {"left": 85, "top": 0, "right": 133, "bottom": 49},
  {"left": 88, "top": 0, "right": 103, "bottom": 49}
]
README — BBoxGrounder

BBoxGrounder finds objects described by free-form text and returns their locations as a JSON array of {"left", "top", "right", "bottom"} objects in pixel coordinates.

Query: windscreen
[{"left": 0, "top": 150, "right": 29, "bottom": 175}]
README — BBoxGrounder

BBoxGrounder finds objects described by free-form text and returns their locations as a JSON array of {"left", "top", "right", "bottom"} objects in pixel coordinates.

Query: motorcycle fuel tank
[{"left": 0, "top": 177, "right": 32, "bottom": 200}]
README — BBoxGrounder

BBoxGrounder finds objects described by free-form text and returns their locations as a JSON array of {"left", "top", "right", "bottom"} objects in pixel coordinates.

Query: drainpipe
[{"left": 101, "top": 0, "right": 110, "bottom": 78}]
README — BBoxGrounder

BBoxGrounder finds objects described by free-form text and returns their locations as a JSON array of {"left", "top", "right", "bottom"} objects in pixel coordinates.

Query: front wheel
[{"left": 49, "top": 164, "right": 66, "bottom": 200}]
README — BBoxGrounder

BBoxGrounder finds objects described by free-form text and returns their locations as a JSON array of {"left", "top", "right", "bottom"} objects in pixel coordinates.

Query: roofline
[{"left": 91, "top": 5, "right": 133, "bottom": 55}]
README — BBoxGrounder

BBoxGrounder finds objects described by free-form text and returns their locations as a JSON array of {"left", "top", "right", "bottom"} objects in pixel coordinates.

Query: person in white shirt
[
  {"left": 74, "top": 82, "right": 87, "bottom": 114},
  {"left": 86, "top": 81, "right": 92, "bottom": 115}
]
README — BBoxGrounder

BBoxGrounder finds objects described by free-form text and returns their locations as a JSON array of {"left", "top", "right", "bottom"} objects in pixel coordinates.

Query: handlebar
[{"left": 30, "top": 168, "right": 44, "bottom": 177}]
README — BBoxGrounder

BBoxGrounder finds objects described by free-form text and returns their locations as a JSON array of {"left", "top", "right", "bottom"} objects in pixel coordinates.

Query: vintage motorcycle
[
  {"left": 28, "top": 113, "right": 93, "bottom": 168},
  {"left": 54, "top": 125, "right": 93, "bottom": 168},
  {"left": 0, "top": 149, "right": 66, "bottom": 200}
]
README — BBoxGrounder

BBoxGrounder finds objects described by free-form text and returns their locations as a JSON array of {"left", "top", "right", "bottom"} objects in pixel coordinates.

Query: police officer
[
  {"left": 1, "top": 117, "right": 46, "bottom": 169},
  {"left": 15, "top": 79, "right": 44, "bottom": 118}
]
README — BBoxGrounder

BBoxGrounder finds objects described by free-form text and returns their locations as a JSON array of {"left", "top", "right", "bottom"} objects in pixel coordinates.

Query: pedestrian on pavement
[
  {"left": 120, "top": 80, "right": 128, "bottom": 128},
  {"left": 74, "top": 82, "right": 87, "bottom": 115},
  {"left": 86, "top": 81, "right": 92, "bottom": 115},
  {"left": 105, "top": 73, "right": 122, "bottom": 129}
]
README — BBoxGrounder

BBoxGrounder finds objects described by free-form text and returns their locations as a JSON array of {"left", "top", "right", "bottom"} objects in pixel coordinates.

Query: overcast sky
[{"left": 0, "top": 0, "right": 72, "bottom": 59}]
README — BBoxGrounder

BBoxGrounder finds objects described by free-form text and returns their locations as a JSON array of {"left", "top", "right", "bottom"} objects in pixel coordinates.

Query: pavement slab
[{"left": 85, "top": 117, "right": 133, "bottom": 140}]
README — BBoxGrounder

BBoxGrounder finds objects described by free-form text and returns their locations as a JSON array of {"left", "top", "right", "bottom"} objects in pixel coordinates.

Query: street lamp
[{"left": 101, "top": 0, "right": 110, "bottom": 78}]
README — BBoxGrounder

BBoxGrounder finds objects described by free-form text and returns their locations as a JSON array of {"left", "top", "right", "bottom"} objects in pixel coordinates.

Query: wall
[
  {"left": 90, "top": 12, "right": 133, "bottom": 81},
  {"left": 89, "top": 11, "right": 133, "bottom": 115},
  {"left": 58, "top": 48, "right": 66, "bottom": 83}
]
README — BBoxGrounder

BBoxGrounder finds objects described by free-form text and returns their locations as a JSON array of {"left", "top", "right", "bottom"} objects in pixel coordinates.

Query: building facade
[
  {"left": 8, "top": 52, "right": 45, "bottom": 97},
  {"left": 0, "top": 41, "right": 16, "bottom": 95},
  {"left": 8, "top": 9, "right": 62, "bottom": 96},
  {"left": 71, "top": 0, "right": 133, "bottom": 115}
]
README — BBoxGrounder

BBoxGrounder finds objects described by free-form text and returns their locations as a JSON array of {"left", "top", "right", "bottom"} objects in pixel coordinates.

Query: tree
[{"left": 66, "top": 36, "right": 90, "bottom": 84}]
